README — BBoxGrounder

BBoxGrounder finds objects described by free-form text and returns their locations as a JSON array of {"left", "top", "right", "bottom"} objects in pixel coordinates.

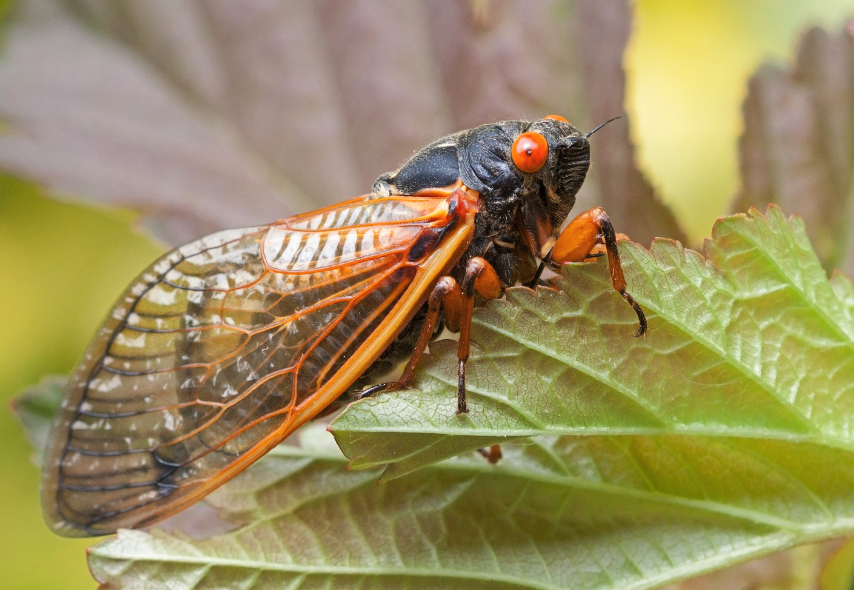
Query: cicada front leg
[
  {"left": 551, "top": 207, "right": 647, "bottom": 337},
  {"left": 359, "top": 256, "right": 503, "bottom": 415}
]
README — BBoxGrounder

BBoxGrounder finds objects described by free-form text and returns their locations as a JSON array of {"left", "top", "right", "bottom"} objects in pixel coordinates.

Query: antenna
[{"left": 584, "top": 116, "right": 623, "bottom": 138}]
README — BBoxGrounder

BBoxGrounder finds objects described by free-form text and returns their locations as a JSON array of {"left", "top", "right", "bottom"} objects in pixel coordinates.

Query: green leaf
[
  {"left": 86, "top": 424, "right": 854, "bottom": 590},
  {"left": 9, "top": 375, "right": 65, "bottom": 466},
  {"left": 331, "top": 206, "right": 854, "bottom": 478}
]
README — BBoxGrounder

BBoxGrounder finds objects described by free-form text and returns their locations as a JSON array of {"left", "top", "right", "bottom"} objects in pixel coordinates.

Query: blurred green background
[{"left": 0, "top": 2, "right": 851, "bottom": 588}]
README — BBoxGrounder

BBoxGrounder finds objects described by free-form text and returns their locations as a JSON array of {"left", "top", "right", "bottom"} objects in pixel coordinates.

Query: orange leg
[
  {"left": 357, "top": 276, "right": 460, "bottom": 400},
  {"left": 358, "top": 257, "right": 505, "bottom": 461},
  {"left": 455, "top": 256, "right": 503, "bottom": 413},
  {"left": 551, "top": 207, "right": 647, "bottom": 337},
  {"left": 358, "top": 256, "right": 504, "bottom": 415}
]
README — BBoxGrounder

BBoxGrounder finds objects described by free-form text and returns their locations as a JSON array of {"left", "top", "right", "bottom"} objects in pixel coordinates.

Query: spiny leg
[
  {"left": 358, "top": 256, "right": 503, "bottom": 415},
  {"left": 551, "top": 207, "right": 647, "bottom": 336},
  {"left": 456, "top": 256, "right": 503, "bottom": 414},
  {"left": 458, "top": 258, "right": 504, "bottom": 458},
  {"left": 358, "top": 258, "right": 505, "bottom": 460},
  {"left": 358, "top": 276, "right": 461, "bottom": 400}
]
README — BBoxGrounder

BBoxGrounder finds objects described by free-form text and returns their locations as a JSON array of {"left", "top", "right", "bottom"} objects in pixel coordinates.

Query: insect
[{"left": 42, "top": 115, "right": 646, "bottom": 536}]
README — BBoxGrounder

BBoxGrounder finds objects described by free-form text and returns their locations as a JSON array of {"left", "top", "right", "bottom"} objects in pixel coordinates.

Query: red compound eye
[
  {"left": 511, "top": 131, "right": 548, "bottom": 173},
  {"left": 544, "top": 114, "right": 568, "bottom": 123}
]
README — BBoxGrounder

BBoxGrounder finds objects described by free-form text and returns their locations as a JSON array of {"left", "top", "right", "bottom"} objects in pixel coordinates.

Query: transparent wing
[{"left": 42, "top": 194, "right": 473, "bottom": 536}]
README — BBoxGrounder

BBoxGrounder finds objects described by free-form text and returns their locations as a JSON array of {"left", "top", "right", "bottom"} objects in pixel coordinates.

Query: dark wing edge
[{"left": 42, "top": 192, "right": 477, "bottom": 536}]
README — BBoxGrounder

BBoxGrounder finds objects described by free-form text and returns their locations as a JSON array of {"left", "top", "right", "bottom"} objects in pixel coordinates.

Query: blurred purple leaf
[
  {"left": 0, "top": 2, "right": 311, "bottom": 244},
  {"left": 423, "top": 0, "right": 686, "bottom": 245},
  {"left": 0, "top": 0, "right": 684, "bottom": 246},
  {"left": 733, "top": 25, "right": 854, "bottom": 273}
]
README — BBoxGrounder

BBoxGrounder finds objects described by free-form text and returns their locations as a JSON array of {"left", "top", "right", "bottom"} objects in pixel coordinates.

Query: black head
[
  {"left": 454, "top": 117, "right": 590, "bottom": 227},
  {"left": 372, "top": 115, "right": 601, "bottom": 285},
  {"left": 451, "top": 116, "right": 592, "bottom": 271},
  {"left": 516, "top": 116, "right": 591, "bottom": 229}
]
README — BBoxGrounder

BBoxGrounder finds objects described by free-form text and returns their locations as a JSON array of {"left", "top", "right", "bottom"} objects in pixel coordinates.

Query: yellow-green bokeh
[
  {"left": 0, "top": 178, "right": 162, "bottom": 590},
  {"left": 1, "top": 3, "right": 852, "bottom": 589},
  {"left": 628, "top": 0, "right": 853, "bottom": 241}
]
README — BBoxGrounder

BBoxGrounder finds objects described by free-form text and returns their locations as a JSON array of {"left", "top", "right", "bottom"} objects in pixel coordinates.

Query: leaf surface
[
  {"left": 10, "top": 375, "right": 65, "bottom": 465},
  {"left": 83, "top": 424, "right": 854, "bottom": 590},
  {"left": 331, "top": 206, "right": 854, "bottom": 477}
]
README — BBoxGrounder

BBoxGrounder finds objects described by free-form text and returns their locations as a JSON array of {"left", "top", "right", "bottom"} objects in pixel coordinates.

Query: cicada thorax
[
  {"left": 344, "top": 119, "right": 593, "bottom": 401},
  {"left": 345, "top": 118, "right": 597, "bottom": 402}
]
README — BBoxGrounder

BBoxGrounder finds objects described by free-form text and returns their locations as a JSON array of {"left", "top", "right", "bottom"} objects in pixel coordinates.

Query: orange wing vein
[{"left": 42, "top": 192, "right": 477, "bottom": 536}]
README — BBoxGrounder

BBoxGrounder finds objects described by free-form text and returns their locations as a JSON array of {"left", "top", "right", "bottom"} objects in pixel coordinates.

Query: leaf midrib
[{"left": 218, "top": 449, "right": 838, "bottom": 535}]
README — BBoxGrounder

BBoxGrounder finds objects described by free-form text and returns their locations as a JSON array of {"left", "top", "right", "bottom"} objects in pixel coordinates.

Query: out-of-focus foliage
[
  {"left": 629, "top": 0, "right": 853, "bottom": 242},
  {"left": 734, "top": 27, "right": 854, "bottom": 274},
  {"left": 11, "top": 377, "right": 64, "bottom": 465},
  {"left": 0, "top": 178, "right": 160, "bottom": 590},
  {"left": 0, "top": 0, "right": 681, "bottom": 246},
  {"left": 819, "top": 538, "right": 854, "bottom": 590}
]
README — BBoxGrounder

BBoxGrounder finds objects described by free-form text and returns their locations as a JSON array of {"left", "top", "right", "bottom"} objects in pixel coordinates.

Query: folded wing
[{"left": 42, "top": 193, "right": 474, "bottom": 535}]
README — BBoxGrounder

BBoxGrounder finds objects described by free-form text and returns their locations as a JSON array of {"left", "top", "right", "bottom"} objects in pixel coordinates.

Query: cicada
[{"left": 42, "top": 115, "right": 646, "bottom": 536}]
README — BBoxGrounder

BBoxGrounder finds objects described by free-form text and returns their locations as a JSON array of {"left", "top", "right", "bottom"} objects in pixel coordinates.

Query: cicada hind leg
[
  {"left": 548, "top": 207, "right": 647, "bottom": 337},
  {"left": 358, "top": 256, "right": 503, "bottom": 415}
]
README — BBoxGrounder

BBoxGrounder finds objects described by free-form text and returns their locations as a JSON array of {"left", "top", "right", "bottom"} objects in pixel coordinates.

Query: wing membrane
[{"left": 43, "top": 194, "right": 474, "bottom": 535}]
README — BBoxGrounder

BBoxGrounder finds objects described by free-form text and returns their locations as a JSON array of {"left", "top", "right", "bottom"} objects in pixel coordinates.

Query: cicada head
[
  {"left": 513, "top": 116, "right": 591, "bottom": 230},
  {"left": 420, "top": 116, "right": 597, "bottom": 285}
]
